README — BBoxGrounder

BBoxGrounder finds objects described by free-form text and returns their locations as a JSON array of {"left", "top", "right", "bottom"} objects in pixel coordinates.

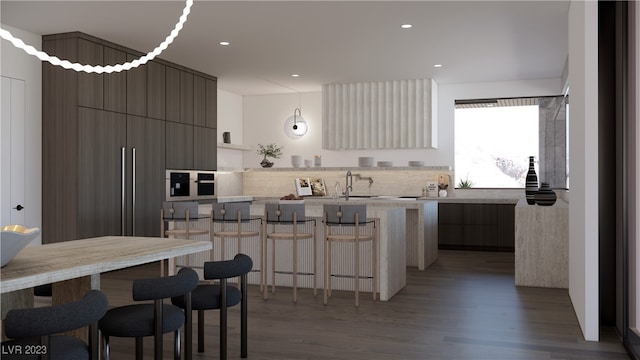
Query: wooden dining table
[{"left": 0, "top": 236, "right": 212, "bottom": 341}]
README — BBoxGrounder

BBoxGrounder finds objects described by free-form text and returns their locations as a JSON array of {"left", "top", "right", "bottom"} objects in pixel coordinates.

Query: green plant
[
  {"left": 256, "top": 143, "right": 283, "bottom": 159},
  {"left": 457, "top": 178, "right": 473, "bottom": 189}
]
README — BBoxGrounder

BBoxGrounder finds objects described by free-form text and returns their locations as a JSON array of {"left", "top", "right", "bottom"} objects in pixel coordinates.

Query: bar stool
[
  {"left": 161, "top": 201, "right": 208, "bottom": 275},
  {"left": 99, "top": 267, "right": 199, "bottom": 360},
  {"left": 323, "top": 204, "right": 378, "bottom": 307},
  {"left": 2, "top": 290, "right": 108, "bottom": 360},
  {"left": 211, "top": 202, "right": 263, "bottom": 290},
  {"left": 264, "top": 203, "right": 316, "bottom": 302}
]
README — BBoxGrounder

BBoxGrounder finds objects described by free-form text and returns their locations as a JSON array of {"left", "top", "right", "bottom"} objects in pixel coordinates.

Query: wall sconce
[{"left": 284, "top": 108, "right": 308, "bottom": 139}]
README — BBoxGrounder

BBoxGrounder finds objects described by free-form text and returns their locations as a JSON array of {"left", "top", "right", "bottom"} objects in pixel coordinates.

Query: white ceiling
[{"left": 1, "top": 1, "right": 570, "bottom": 96}]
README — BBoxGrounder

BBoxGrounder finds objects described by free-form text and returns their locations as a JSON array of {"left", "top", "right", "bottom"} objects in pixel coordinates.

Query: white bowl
[
  {"left": 1, "top": 225, "right": 40, "bottom": 267},
  {"left": 408, "top": 161, "right": 425, "bottom": 167},
  {"left": 358, "top": 157, "right": 374, "bottom": 167},
  {"left": 377, "top": 161, "right": 393, "bottom": 167}
]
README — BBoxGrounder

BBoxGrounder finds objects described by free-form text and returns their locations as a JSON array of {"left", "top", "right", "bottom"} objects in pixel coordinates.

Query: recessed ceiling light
[
  {"left": 401, "top": 24, "right": 413, "bottom": 29},
  {"left": 291, "top": 74, "right": 300, "bottom": 78},
  {"left": 433, "top": 64, "right": 443, "bottom": 68},
  {"left": 219, "top": 41, "right": 230, "bottom": 46}
]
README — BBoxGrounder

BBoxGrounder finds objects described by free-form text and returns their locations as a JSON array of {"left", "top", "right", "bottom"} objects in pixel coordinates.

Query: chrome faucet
[{"left": 345, "top": 170, "right": 353, "bottom": 201}]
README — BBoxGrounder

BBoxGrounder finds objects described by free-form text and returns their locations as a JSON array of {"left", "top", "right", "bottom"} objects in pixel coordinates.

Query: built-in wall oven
[{"left": 166, "top": 170, "right": 216, "bottom": 201}]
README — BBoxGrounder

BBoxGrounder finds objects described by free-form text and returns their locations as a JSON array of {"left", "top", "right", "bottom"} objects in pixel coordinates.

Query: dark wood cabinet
[
  {"left": 179, "top": 71, "right": 194, "bottom": 124},
  {"left": 165, "top": 66, "right": 181, "bottom": 123},
  {"left": 205, "top": 78, "right": 217, "bottom": 129},
  {"left": 126, "top": 116, "right": 165, "bottom": 236},
  {"left": 77, "top": 38, "right": 103, "bottom": 109},
  {"left": 126, "top": 53, "right": 147, "bottom": 117},
  {"left": 77, "top": 108, "right": 126, "bottom": 239},
  {"left": 194, "top": 76, "right": 207, "bottom": 127},
  {"left": 194, "top": 126, "right": 217, "bottom": 170},
  {"left": 438, "top": 203, "right": 515, "bottom": 251},
  {"left": 103, "top": 46, "right": 127, "bottom": 113},
  {"left": 42, "top": 32, "right": 217, "bottom": 244},
  {"left": 165, "top": 121, "right": 194, "bottom": 169},
  {"left": 147, "top": 61, "right": 166, "bottom": 120}
]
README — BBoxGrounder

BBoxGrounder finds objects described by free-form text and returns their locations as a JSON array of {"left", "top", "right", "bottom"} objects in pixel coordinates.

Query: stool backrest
[
  {"left": 133, "top": 267, "right": 199, "bottom": 301},
  {"left": 265, "top": 203, "right": 305, "bottom": 223},
  {"left": 203, "top": 253, "right": 254, "bottom": 280},
  {"left": 163, "top": 201, "right": 199, "bottom": 220},
  {"left": 324, "top": 204, "right": 367, "bottom": 225},
  {"left": 5, "top": 289, "right": 108, "bottom": 339},
  {"left": 212, "top": 202, "right": 251, "bottom": 222}
]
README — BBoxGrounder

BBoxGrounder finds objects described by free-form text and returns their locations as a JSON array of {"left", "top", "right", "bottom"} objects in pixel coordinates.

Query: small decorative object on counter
[
  {"left": 223, "top": 131, "right": 231, "bottom": 144},
  {"left": 304, "top": 159, "right": 312, "bottom": 167},
  {"left": 426, "top": 181, "right": 438, "bottom": 197},
  {"left": 291, "top": 155, "right": 302, "bottom": 168},
  {"left": 314, "top": 155, "right": 322, "bottom": 167},
  {"left": 257, "top": 143, "right": 283, "bottom": 168},
  {"left": 438, "top": 183, "right": 448, "bottom": 198},
  {"left": 525, "top": 156, "right": 538, "bottom": 205},
  {"left": 534, "top": 182, "right": 557, "bottom": 206}
]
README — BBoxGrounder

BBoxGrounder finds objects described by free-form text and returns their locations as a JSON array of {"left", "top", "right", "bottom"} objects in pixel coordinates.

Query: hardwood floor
[{"left": 95, "top": 250, "right": 630, "bottom": 359}]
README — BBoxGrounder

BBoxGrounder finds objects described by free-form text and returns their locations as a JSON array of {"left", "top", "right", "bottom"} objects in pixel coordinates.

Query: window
[{"left": 455, "top": 99, "right": 539, "bottom": 188}]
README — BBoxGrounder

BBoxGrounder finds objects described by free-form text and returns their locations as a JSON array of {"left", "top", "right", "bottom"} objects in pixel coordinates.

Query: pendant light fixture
[
  {"left": 284, "top": 108, "right": 308, "bottom": 139},
  {"left": 0, "top": 0, "right": 193, "bottom": 74},
  {"left": 284, "top": 92, "right": 308, "bottom": 139}
]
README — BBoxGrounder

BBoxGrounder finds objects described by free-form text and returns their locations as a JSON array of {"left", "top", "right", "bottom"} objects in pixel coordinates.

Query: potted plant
[
  {"left": 256, "top": 143, "right": 283, "bottom": 168},
  {"left": 457, "top": 177, "right": 473, "bottom": 189}
]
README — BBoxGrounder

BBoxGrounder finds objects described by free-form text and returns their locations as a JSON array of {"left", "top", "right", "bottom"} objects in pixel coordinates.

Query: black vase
[
  {"left": 535, "top": 182, "right": 557, "bottom": 206},
  {"left": 525, "top": 156, "right": 538, "bottom": 205},
  {"left": 260, "top": 156, "right": 274, "bottom": 168}
]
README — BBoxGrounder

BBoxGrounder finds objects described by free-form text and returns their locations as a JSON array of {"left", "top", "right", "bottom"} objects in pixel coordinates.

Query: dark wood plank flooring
[{"left": 93, "top": 250, "right": 630, "bottom": 359}]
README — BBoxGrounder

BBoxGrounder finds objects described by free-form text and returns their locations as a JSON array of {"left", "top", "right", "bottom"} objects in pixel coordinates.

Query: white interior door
[{"left": 1, "top": 76, "right": 26, "bottom": 227}]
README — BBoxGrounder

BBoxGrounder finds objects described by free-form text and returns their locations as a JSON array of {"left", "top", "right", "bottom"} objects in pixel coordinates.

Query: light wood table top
[{"left": 0, "top": 236, "right": 212, "bottom": 294}]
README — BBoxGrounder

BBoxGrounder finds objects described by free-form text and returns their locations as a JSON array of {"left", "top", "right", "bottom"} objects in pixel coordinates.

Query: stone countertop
[
  {"left": 251, "top": 196, "right": 521, "bottom": 205},
  {"left": 244, "top": 166, "right": 452, "bottom": 172}
]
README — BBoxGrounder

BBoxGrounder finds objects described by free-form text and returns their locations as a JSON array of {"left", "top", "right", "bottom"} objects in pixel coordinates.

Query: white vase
[
  {"left": 439, "top": 189, "right": 448, "bottom": 198},
  {"left": 291, "top": 155, "right": 302, "bottom": 168}
]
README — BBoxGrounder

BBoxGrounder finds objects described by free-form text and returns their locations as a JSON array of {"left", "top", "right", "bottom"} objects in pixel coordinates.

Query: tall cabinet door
[
  {"left": 127, "top": 115, "right": 165, "bottom": 237},
  {"left": 77, "top": 108, "right": 126, "bottom": 238}
]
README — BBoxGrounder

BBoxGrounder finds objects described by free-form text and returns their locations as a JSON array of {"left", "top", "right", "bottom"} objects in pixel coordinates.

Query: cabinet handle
[
  {"left": 13, "top": 204, "right": 24, "bottom": 211},
  {"left": 132, "top": 147, "right": 136, "bottom": 236},
  {"left": 121, "top": 146, "right": 126, "bottom": 236}
]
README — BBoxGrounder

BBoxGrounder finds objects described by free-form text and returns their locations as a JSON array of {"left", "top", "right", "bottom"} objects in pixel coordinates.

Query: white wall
[
  {"left": 568, "top": 0, "right": 600, "bottom": 341},
  {"left": 243, "top": 92, "right": 323, "bottom": 168},
  {"left": 0, "top": 25, "right": 42, "bottom": 245},
  {"left": 217, "top": 89, "right": 245, "bottom": 170},
  {"left": 242, "top": 78, "right": 561, "bottom": 170}
]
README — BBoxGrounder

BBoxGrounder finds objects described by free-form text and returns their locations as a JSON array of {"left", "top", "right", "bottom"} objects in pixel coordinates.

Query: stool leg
[
  {"left": 293, "top": 235, "right": 298, "bottom": 303},
  {"left": 355, "top": 236, "right": 360, "bottom": 308},
  {"left": 328, "top": 239, "right": 332, "bottom": 297},
  {"left": 198, "top": 310, "right": 205, "bottom": 353},
  {"left": 373, "top": 224, "right": 378, "bottom": 301},
  {"left": 220, "top": 279, "right": 228, "bottom": 360},
  {"left": 174, "top": 329, "right": 181, "bottom": 360},
  {"left": 313, "top": 223, "right": 317, "bottom": 296},
  {"left": 323, "top": 234, "right": 329, "bottom": 305},
  {"left": 135, "top": 337, "right": 143, "bottom": 360},
  {"left": 271, "top": 237, "right": 276, "bottom": 294},
  {"left": 241, "top": 273, "right": 248, "bottom": 358},
  {"left": 104, "top": 336, "right": 111, "bottom": 360}
]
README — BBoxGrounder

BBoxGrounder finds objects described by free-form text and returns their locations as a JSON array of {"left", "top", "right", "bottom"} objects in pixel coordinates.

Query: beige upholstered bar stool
[
  {"left": 161, "top": 201, "right": 208, "bottom": 275},
  {"left": 211, "top": 202, "right": 263, "bottom": 290},
  {"left": 264, "top": 203, "right": 316, "bottom": 302},
  {"left": 323, "top": 204, "right": 377, "bottom": 307}
]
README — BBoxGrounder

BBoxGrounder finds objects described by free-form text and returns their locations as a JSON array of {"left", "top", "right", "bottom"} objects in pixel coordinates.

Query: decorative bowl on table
[{"left": 1, "top": 225, "right": 40, "bottom": 267}]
